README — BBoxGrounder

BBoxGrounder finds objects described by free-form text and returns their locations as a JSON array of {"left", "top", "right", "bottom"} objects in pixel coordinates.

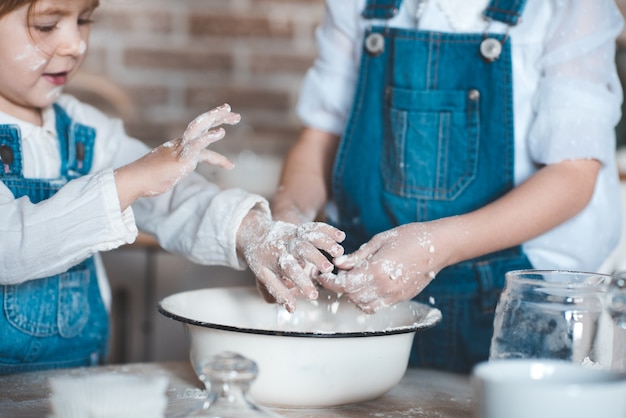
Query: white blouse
[
  {"left": 0, "top": 95, "right": 268, "bottom": 307},
  {"left": 297, "top": 0, "right": 624, "bottom": 271}
]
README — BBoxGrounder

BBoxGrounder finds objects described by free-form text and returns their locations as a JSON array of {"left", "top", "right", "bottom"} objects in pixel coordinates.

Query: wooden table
[{"left": 0, "top": 362, "right": 473, "bottom": 417}]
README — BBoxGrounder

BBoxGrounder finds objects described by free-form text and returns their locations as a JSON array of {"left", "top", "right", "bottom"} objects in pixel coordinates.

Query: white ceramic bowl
[
  {"left": 158, "top": 286, "right": 442, "bottom": 408},
  {"left": 472, "top": 359, "right": 626, "bottom": 418}
]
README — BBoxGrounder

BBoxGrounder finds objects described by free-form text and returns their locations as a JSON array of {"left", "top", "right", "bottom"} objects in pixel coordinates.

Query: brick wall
[
  {"left": 73, "top": 1, "right": 626, "bottom": 154},
  {"left": 70, "top": 0, "right": 325, "bottom": 156}
]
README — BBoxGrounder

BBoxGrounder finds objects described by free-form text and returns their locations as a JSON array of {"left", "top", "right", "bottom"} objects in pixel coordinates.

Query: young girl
[
  {"left": 0, "top": 0, "right": 345, "bottom": 374},
  {"left": 271, "top": 0, "right": 624, "bottom": 373}
]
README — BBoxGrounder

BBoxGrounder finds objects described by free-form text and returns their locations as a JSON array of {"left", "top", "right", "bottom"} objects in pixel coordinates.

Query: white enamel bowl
[{"left": 158, "top": 286, "right": 442, "bottom": 408}]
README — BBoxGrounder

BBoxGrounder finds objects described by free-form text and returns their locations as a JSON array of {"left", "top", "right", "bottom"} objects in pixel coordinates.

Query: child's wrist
[{"left": 113, "top": 165, "right": 143, "bottom": 211}]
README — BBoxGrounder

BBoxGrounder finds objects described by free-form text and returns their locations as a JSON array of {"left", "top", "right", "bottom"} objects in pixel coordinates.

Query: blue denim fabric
[
  {"left": 411, "top": 249, "right": 532, "bottom": 373},
  {"left": 0, "top": 105, "right": 108, "bottom": 374},
  {"left": 332, "top": 0, "right": 530, "bottom": 373}
]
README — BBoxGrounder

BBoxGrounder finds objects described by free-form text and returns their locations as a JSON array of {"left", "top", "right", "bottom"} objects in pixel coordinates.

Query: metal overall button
[
  {"left": 468, "top": 89, "right": 480, "bottom": 101},
  {"left": 365, "top": 32, "right": 385, "bottom": 56},
  {"left": 480, "top": 38, "right": 502, "bottom": 62}
]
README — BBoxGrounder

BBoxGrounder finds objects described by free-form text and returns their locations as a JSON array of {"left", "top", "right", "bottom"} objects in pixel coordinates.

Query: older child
[
  {"left": 0, "top": 0, "right": 344, "bottom": 374},
  {"left": 271, "top": 0, "right": 623, "bottom": 372}
]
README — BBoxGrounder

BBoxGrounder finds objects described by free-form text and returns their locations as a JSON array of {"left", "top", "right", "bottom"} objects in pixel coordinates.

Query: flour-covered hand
[
  {"left": 318, "top": 222, "right": 446, "bottom": 314},
  {"left": 181, "top": 103, "right": 240, "bottom": 169},
  {"left": 114, "top": 104, "right": 240, "bottom": 209},
  {"left": 143, "top": 103, "right": 240, "bottom": 195},
  {"left": 237, "top": 207, "right": 345, "bottom": 313}
]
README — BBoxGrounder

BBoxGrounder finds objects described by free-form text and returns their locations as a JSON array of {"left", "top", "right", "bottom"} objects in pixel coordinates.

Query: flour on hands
[
  {"left": 114, "top": 104, "right": 240, "bottom": 209},
  {"left": 319, "top": 223, "right": 441, "bottom": 314},
  {"left": 237, "top": 207, "right": 345, "bottom": 313}
]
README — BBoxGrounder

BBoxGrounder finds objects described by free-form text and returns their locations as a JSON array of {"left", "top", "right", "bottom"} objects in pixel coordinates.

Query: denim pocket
[
  {"left": 4, "top": 265, "right": 90, "bottom": 338},
  {"left": 382, "top": 87, "right": 480, "bottom": 200}
]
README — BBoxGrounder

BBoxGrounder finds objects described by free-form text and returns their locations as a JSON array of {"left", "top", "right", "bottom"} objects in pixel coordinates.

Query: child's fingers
[
  {"left": 309, "top": 223, "right": 346, "bottom": 243},
  {"left": 278, "top": 253, "right": 319, "bottom": 301},
  {"left": 292, "top": 240, "right": 335, "bottom": 275},
  {"left": 257, "top": 269, "right": 297, "bottom": 313},
  {"left": 333, "top": 253, "right": 359, "bottom": 269},
  {"left": 179, "top": 127, "right": 233, "bottom": 169},
  {"left": 183, "top": 106, "right": 229, "bottom": 142},
  {"left": 223, "top": 111, "right": 242, "bottom": 125},
  {"left": 186, "top": 128, "right": 226, "bottom": 151},
  {"left": 183, "top": 104, "right": 240, "bottom": 143},
  {"left": 316, "top": 270, "right": 368, "bottom": 294},
  {"left": 198, "top": 149, "right": 235, "bottom": 170},
  {"left": 296, "top": 223, "right": 345, "bottom": 258},
  {"left": 333, "top": 239, "right": 380, "bottom": 269}
]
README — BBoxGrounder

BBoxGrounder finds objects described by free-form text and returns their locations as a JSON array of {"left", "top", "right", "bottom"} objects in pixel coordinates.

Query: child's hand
[
  {"left": 236, "top": 206, "right": 345, "bottom": 313},
  {"left": 317, "top": 222, "right": 445, "bottom": 314},
  {"left": 115, "top": 104, "right": 240, "bottom": 209},
  {"left": 180, "top": 103, "right": 241, "bottom": 169}
]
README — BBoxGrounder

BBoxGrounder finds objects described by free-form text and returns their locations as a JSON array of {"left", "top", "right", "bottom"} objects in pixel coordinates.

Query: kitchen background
[{"left": 67, "top": 0, "right": 626, "bottom": 364}]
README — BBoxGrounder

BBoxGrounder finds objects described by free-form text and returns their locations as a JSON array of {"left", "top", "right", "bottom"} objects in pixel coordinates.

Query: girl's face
[{"left": 0, "top": 0, "right": 97, "bottom": 124}]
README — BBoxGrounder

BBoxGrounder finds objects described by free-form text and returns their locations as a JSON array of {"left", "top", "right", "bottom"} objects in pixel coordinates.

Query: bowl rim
[{"left": 158, "top": 288, "right": 442, "bottom": 338}]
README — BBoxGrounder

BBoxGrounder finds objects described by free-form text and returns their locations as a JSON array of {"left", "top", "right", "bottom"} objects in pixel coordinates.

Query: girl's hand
[
  {"left": 115, "top": 104, "right": 240, "bottom": 209},
  {"left": 318, "top": 222, "right": 448, "bottom": 314},
  {"left": 237, "top": 207, "right": 345, "bottom": 313}
]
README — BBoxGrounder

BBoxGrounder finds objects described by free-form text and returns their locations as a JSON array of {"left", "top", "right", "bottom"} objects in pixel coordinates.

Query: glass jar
[{"left": 489, "top": 270, "right": 626, "bottom": 371}]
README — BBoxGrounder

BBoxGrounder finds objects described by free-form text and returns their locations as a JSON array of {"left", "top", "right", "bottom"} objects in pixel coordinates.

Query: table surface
[{"left": 0, "top": 362, "right": 474, "bottom": 417}]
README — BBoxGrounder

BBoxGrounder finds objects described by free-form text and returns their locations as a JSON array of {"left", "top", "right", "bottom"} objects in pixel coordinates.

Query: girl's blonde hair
[
  {"left": 0, "top": 1, "right": 35, "bottom": 19},
  {"left": 0, "top": 0, "right": 100, "bottom": 20}
]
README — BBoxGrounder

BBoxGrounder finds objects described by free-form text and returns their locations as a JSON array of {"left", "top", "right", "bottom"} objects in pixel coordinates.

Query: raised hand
[{"left": 114, "top": 104, "right": 240, "bottom": 209}]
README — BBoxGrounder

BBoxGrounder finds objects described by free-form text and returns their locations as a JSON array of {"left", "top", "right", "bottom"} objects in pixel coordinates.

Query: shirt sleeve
[
  {"left": 296, "top": 0, "right": 364, "bottom": 135},
  {"left": 133, "top": 180, "right": 269, "bottom": 270},
  {"left": 527, "top": 0, "right": 624, "bottom": 166},
  {"left": 0, "top": 169, "right": 137, "bottom": 285},
  {"left": 0, "top": 95, "right": 269, "bottom": 283}
]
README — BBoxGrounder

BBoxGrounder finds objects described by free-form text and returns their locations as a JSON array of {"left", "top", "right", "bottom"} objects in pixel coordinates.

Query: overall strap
[
  {"left": 53, "top": 103, "right": 96, "bottom": 177},
  {"left": 484, "top": 0, "right": 527, "bottom": 26},
  {"left": 362, "top": 0, "right": 403, "bottom": 19},
  {"left": 362, "top": 0, "right": 527, "bottom": 25}
]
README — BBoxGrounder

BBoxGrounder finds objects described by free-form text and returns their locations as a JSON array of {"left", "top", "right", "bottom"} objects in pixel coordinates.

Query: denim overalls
[
  {"left": 0, "top": 104, "right": 109, "bottom": 374},
  {"left": 332, "top": 0, "right": 533, "bottom": 373}
]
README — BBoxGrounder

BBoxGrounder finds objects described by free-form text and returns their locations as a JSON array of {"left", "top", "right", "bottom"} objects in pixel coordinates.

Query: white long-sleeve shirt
[
  {"left": 0, "top": 95, "right": 268, "bottom": 306},
  {"left": 297, "top": 0, "right": 624, "bottom": 271}
]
